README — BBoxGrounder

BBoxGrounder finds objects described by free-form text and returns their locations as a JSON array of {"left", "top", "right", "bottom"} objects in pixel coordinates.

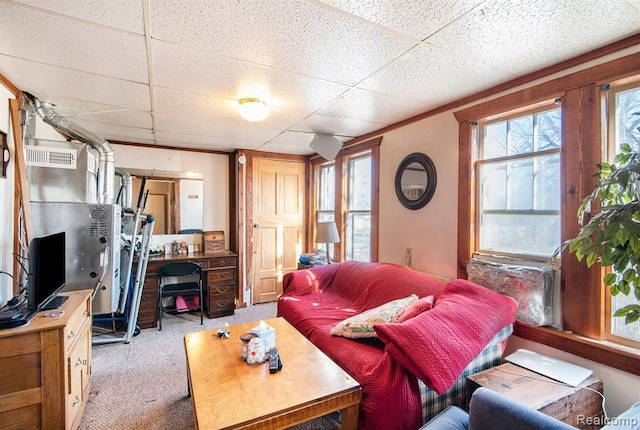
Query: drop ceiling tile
[
  {"left": 153, "top": 114, "right": 280, "bottom": 144},
  {"left": 48, "top": 97, "right": 152, "bottom": 129},
  {"left": 149, "top": 0, "right": 414, "bottom": 86},
  {"left": 268, "top": 131, "right": 316, "bottom": 147},
  {"left": 154, "top": 131, "right": 246, "bottom": 152},
  {"left": 426, "top": 0, "right": 640, "bottom": 76},
  {"left": 291, "top": 113, "right": 387, "bottom": 137},
  {"left": 357, "top": 43, "right": 515, "bottom": 107},
  {"left": 257, "top": 142, "right": 315, "bottom": 155},
  {"left": 71, "top": 118, "right": 153, "bottom": 143},
  {"left": 0, "top": 55, "right": 151, "bottom": 111},
  {"left": 316, "top": 87, "right": 429, "bottom": 124},
  {"left": 0, "top": 2, "right": 147, "bottom": 82},
  {"left": 12, "top": 0, "right": 144, "bottom": 33},
  {"left": 154, "top": 87, "right": 309, "bottom": 130},
  {"left": 152, "top": 40, "right": 350, "bottom": 112},
  {"left": 626, "top": 0, "right": 640, "bottom": 12},
  {"left": 319, "top": 0, "right": 484, "bottom": 40}
]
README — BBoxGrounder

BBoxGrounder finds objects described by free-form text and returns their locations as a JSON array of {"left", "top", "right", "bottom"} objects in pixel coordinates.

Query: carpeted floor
[{"left": 79, "top": 302, "right": 340, "bottom": 430}]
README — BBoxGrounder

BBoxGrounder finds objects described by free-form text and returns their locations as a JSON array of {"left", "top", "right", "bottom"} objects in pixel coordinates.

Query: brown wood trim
[
  {"left": 229, "top": 151, "right": 244, "bottom": 308},
  {"left": 244, "top": 149, "right": 308, "bottom": 162},
  {"left": 322, "top": 34, "right": 640, "bottom": 150},
  {"left": 335, "top": 155, "right": 344, "bottom": 262},
  {"left": 304, "top": 158, "right": 312, "bottom": 255},
  {"left": 456, "top": 120, "right": 473, "bottom": 279},
  {"left": 245, "top": 154, "right": 254, "bottom": 298},
  {"left": 0, "top": 72, "right": 20, "bottom": 97},
  {"left": 10, "top": 98, "right": 33, "bottom": 279},
  {"left": 514, "top": 323, "right": 640, "bottom": 377},
  {"left": 561, "top": 85, "right": 604, "bottom": 338},
  {"left": 455, "top": 51, "right": 640, "bottom": 122},
  {"left": 370, "top": 144, "right": 380, "bottom": 262}
]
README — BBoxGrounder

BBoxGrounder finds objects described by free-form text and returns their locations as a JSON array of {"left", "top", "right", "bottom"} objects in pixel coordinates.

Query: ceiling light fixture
[{"left": 238, "top": 98, "right": 268, "bottom": 122}]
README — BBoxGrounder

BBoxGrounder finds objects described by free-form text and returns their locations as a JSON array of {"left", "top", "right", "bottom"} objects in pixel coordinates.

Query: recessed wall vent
[
  {"left": 89, "top": 205, "right": 110, "bottom": 237},
  {"left": 25, "top": 144, "right": 77, "bottom": 169}
]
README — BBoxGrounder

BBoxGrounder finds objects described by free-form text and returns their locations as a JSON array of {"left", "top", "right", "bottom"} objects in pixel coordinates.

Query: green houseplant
[{"left": 561, "top": 143, "right": 640, "bottom": 326}]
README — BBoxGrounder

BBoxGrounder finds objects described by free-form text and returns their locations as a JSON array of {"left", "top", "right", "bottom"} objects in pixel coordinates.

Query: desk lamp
[{"left": 315, "top": 221, "right": 340, "bottom": 264}]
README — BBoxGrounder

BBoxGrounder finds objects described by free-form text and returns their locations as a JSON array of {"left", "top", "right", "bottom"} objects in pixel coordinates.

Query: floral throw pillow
[{"left": 330, "top": 294, "right": 418, "bottom": 339}]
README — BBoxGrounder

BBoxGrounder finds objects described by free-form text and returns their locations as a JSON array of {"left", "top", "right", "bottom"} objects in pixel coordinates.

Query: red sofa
[{"left": 277, "top": 261, "right": 517, "bottom": 430}]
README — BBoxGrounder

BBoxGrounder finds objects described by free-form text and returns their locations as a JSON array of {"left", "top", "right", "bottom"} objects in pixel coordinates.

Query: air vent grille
[
  {"left": 89, "top": 206, "right": 109, "bottom": 237},
  {"left": 24, "top": 145, "right": 77, "bottom": 169}
]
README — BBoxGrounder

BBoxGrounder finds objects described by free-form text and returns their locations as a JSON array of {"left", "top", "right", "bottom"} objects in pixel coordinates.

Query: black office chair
[
  {"left": 178, "top": 229, "right": 203, "bottom": 234},
  {"left": 157, "top": 261, "right": 203, "bottom": 330}
]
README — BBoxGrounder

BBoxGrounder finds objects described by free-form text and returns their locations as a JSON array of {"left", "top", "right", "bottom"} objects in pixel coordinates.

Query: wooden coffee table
[{"left": 184, "top": 317, "right": 361, "bottom": 429}]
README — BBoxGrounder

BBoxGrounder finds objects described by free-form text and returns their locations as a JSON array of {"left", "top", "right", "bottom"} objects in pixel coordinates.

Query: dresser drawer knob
[
  {"left": 216, "top": 286, "right": 229, "bottom": 294},
  {"left": 219, "top": 260, "right": 226, "bottom": 266},
  {"left": 217, "top": 301, "right": 230, "bottom": 307},
  {"left": 67, "top": 331, "right": 75, "bottom": 340},
  {"left": 72, "top": 395, "right": 80, "bottom": 407}
]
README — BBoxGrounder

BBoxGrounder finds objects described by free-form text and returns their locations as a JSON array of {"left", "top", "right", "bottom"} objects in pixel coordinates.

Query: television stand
[{"left": 41, "top": 295, "right": 69, "bottom": 311}]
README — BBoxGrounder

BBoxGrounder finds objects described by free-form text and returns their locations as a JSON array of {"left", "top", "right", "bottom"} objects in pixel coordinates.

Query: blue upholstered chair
[{"left": 421, "top": 387, "right": 640, "bottom": 430}]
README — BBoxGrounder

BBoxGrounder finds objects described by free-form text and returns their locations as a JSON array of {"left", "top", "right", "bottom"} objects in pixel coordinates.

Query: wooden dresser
[
  {"left": 137, "top": 251, "right": 238, "bottom": 328},
  {"left": 0, "top": 289, "right": 92, "bottom": 430}
]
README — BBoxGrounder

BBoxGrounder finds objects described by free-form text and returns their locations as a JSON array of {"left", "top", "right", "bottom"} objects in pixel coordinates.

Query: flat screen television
[{"left": 28, "top": 231, "right": 68, "bottom": 311}]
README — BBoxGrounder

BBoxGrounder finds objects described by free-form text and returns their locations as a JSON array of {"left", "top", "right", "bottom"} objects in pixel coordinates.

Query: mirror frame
[{"left": 394, "top": 152, "right": 437, "bottom": 210}]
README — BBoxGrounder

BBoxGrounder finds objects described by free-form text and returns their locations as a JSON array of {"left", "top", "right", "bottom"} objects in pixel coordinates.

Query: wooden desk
[
  {"left": 184, "top": 317, "right": 361, "bottom": 430},
  {"left": 0, "top": 290, "right": 92, "bottom": 430},
  {"left": 137, "top": 251, "right": 238, "bottom": 328},
  {"left": 467, "top": 362, "right": 604, "bottom": 429}
]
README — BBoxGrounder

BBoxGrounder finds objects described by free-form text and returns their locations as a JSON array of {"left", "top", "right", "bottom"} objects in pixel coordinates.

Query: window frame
[
  {"left": 604, "top": 80, "right": 640, "bottom": 349},
  {"left": 454, "top": 54, "right": 640, "bottom": 377},
  {"left": 476, "top": 104, "right": 562, "bottom": 259},
  {"left": 310, "top": 137, "right": 381, "bottom": 263},
  {"left": 345, "top": 152, "right": 373, "bottom": 262}
]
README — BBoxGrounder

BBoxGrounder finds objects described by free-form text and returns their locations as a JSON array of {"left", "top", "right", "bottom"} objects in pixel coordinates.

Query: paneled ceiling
[{"left": 1, "top": 0, "right": 640, "bottom": 155}]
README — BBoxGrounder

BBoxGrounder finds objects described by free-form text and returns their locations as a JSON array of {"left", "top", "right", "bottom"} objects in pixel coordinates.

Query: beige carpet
[{"left": 79, "top": 302, "right": 339, "bottom": 430}]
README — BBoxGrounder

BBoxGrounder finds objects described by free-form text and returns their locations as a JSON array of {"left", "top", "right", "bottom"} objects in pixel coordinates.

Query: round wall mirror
[{"left": 395, "top": 152, "right": 437, "bottom": 210}]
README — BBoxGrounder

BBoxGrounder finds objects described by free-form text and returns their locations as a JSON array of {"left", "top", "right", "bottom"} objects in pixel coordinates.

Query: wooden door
[{"left": 253, "top": 159, "right": 305, "bottom": 304}]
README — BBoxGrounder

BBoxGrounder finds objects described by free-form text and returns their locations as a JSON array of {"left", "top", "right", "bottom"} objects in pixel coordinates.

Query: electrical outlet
[{"left": 405, "top": 247, "right": 412, "bottom": 267}]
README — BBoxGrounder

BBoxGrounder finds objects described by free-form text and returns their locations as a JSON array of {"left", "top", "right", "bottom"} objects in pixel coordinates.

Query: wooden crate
[
  {"left": 203, "top": 230, "right": 225, "bottom": 253},
  {"left": 467, "top": 363, "right": 603, "bottom": 429}
]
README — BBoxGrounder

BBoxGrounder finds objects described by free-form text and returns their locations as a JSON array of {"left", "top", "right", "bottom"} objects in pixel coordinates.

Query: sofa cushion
[
  {"left": 397, "top": 294, "right": 435, "bottom": 323},
  {"left": 374, "top": 279, "right": 517, "bottom": 394},
  {"left": 331, "top": 294, "right": 418, "bottom": 338},
  {"left": 330, "top": 261, "right": 447, "bottom": 309}
]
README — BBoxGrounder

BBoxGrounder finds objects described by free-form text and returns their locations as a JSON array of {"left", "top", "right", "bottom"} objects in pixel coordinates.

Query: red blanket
[{"left": 375, "top": 278, "right": 517, "bottom": 394}]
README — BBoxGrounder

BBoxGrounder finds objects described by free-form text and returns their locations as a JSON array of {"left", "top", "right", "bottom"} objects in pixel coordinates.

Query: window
[
  {"left": 311, "top": 137, "right": 381, "bottom": 263},
  {"left": 315, "top": 163, "right": 336, "bottom": 260},
  {"left": 607, "top": 82, "right": 640, "bottom": 346},
  {"left": 456, "top": 55, "right": 640, "bottom": 376},
  {"left": 477, "top": 106, "right": 562, "bottom": 258},
  {"left": 345, "top": 154, "right": 372, "bottom": 262}
]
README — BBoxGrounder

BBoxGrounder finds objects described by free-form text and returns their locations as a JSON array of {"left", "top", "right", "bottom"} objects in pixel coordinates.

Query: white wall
[
  {"left": 378, "top": 112, "right": 460, "bottom": 278},
  {"left": 179, "top": 178, "right": 204, "bottom": 231}
]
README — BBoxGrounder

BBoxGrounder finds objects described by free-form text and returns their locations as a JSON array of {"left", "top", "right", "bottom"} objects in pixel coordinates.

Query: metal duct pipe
[
  {"left": 26, "top": 93, "right": 115, "bottom": 204},
  {"left": 115, "top": 169, "right": 133, "bottom": 209}
]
